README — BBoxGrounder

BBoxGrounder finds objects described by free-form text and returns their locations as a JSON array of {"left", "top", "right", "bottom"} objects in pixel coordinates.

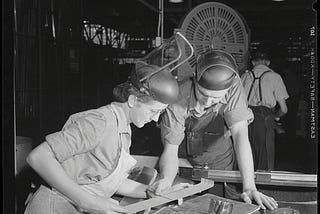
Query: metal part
[
  {"left": 120, "top": 167, "right": 158, "bottom": 206},
  {"left": 178, "top": 167, "right": 317, "bottom": 188},
  {"left": 208, "top": 199, "right": 233, "bottom": 214},
  {"left": 123, "top": 178, "right": 214, "bottom": 213}
]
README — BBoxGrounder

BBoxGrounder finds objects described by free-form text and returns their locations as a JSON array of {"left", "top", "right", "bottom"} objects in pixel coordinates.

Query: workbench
[
  {"left": 130, "top": 155, "right": 317, "bottom": 214},
  {"left": 148, "top": 193, "right": 317, "bottom": 214}
]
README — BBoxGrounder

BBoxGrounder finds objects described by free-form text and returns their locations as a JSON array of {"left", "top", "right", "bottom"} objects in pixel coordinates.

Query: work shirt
[
  {"left": 241, "top": 65, "right": 289, "bottom": 108},
  {"left": 160, "top": 77, "right": 254, "bottom": 146},
  {"left": 45, "top": 102, "right": 132, "bottom": 185}
]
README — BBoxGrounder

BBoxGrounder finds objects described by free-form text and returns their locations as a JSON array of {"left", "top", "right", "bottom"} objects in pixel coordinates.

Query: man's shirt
[
  {"left": 241, "top": 65, "right": 289, "bottom": 108},
  {"left": 160, "top": 77, "right": 253, "bottom": 146}
]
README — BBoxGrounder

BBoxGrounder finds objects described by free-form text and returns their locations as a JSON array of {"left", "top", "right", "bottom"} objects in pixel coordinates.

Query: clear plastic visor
[{"left": 137, "top": 32, "right": 194, "bottom": 81}]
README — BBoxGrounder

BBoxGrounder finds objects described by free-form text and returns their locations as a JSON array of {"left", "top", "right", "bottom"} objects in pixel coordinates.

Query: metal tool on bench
[{"left": 208, "top": 199, "right": 233, "bottom": 214}]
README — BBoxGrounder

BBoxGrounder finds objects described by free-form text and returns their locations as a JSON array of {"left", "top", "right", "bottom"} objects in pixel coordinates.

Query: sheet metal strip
[{"left": 123, "top": 178, "right": 214, "bottom": 213}]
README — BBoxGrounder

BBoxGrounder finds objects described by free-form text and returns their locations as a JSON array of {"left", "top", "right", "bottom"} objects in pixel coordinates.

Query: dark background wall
[{"left": 12, "top": 0, "right": 317, "bottom": 145}]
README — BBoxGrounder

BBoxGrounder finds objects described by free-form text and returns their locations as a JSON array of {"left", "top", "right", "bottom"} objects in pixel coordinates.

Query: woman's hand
[
  {"left": 147, "top": 178, "right": 193, "bottom": 198},
  {"left": 147, "top": 178, "right": 172, "bottom": 197},
  {"left": 241, "top": 189, "right": 278, "bottom": 210},
  {"left": 82, "top": 196, "right": 129, "bottom": 214}
]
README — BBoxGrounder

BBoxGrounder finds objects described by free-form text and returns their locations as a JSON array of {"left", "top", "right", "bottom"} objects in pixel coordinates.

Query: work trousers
[{"left": 248, "top": 106, "right": 275, "bottom": 171}]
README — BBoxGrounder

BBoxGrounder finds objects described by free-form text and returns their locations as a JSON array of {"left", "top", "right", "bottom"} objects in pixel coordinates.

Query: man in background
[{"left": 241, "top": 52, "right": 289, "bottom": 171}]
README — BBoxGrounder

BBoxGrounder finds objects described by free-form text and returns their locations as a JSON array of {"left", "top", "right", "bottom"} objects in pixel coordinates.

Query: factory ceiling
[{"left": 82, "top": 0, "right": 316, "bottom": 41}]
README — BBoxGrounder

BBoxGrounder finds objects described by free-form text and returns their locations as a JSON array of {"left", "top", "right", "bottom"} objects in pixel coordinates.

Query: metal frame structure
[{"left": 82, "top": 21, "right": 130, "bottom": 48}]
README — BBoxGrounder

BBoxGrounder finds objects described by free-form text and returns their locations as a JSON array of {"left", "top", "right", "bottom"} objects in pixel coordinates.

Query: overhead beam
[
  {"left": 136, "top": 0, "right": 158, "bottom": 13},
  {"left": 163, "top": 4, "right": 312, "bottom": 13}
]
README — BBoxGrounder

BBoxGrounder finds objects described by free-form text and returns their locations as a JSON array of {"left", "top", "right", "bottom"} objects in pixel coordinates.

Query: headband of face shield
[
  {"left": 129, "top": 63, "right": 179, "bottom": 104},
  {"left": 196, "top": 49, "right": 237, "bottom": 91},
  {"left": 129, "top": 32, "right": 194, "bottom": 104}
]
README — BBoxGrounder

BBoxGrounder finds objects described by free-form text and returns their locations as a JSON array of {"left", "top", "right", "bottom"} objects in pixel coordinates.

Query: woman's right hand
[
  {"left": 82, "top": 196, "right": 129, "bottom": 214},
  {"left": 147, "top": 178, "right": 172, "bottom": 197}
]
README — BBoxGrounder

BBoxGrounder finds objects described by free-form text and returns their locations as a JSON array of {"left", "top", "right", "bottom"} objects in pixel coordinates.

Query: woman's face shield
[{"left": 137, "top": 32, "right": 194, "bottom": 82}]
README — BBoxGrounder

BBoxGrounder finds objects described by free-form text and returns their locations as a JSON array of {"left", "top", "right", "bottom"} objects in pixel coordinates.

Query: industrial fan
[{"left": 175, "top": 2, "right": 250, "bottom": 80}]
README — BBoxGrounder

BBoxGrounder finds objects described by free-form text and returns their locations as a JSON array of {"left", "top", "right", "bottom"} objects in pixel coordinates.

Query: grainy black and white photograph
[{"left": 2, "top": 0, "right": 318, "bottom": 213}]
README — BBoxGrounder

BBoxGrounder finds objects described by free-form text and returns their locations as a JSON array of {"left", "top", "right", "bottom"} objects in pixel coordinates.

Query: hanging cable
[
  {"left": 50, "top": 0, "right": 56, "bottom": 42},
  {"left": 160, "top": 0, "right": 163, "bottom": 44},
  {"left": 156, "top": 0, "right": 163, "bottom": 47},
  {"left": 157, "top": 0, "right": 161, "bottom": 37},
  {"left": 13, "top": 0, "right": 18, "bottom": 175}
]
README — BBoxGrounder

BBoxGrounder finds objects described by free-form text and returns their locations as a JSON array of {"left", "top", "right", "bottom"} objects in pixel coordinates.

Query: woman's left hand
[{"left": 241, "top": 189, "right": 278, "bottom": 210}]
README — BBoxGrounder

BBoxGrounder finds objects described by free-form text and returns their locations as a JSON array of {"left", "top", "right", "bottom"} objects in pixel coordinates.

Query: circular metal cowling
[{"left": 176, "top": 2, "right": 250, "bottom": 80}]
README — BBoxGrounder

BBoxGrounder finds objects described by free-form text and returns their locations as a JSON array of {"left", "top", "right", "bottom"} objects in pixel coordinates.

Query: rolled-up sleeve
[
  {"left": 223, "top": 79, "right": 254, "bottom": 128},
  {"left": 160, "top": 104, "right": 186, "bottom": 146},
  {"left": 274, "top": 74, "right": 289, "bottom": 101},
  {"left": 46, "top": 111, "right": 108, "bottom": 162}
]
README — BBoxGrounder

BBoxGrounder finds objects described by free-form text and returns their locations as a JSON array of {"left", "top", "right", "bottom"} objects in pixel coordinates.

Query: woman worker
[{"left": 23, "top": 62, "right": 180, "bottom": 214}]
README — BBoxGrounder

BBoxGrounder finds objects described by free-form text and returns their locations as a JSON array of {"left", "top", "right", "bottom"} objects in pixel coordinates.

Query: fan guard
[{"left": 176, "top": 2, "right": 250, "bottom": 80}]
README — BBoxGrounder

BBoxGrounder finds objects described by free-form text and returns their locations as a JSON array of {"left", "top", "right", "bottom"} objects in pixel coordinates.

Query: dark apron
[{"left": 178, "top": 86, "right": 234, "bottom": 170}]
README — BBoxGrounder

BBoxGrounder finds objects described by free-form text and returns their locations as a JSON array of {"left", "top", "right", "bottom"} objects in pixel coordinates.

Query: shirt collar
[
  {"left": 252, "top": 64, "right": 272, "bottom": 72},
  {"left": 110, "top": 102, "right": 131, "bottom": 135}
]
